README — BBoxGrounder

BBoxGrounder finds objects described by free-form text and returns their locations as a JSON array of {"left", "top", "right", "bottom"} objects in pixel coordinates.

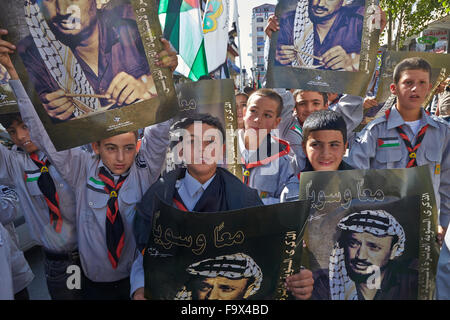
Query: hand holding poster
[
  {"left": 0, "top": 0, "right": 177, "bottom": 150},
  {"left": 0, "top": 65, "right": 18, "bottom": 115},
  {"left": 266, "top": 0, "right": 381, "bottom": 96},
  {"left": 299, "top": 166, "right": 440, "bottom": 300},
  {"left": 143, "top": 199, "right": 311, "bottom": 300}
]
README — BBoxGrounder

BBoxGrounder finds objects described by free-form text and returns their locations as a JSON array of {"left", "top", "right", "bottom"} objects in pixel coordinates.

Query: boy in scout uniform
[
  {"left": 1, "top": 29, "right": 178, "bottom": 299},
  {"left": 239, "top": 89, "right": 299, "bottom": 204},
  {"left": 131, "top": 113, "right": 314, "bottom": 300},
  {"left": 349, "top": 57, "right": 450, "bottom": 240},
  {"left": 0, "top": 33, "right": 80, "bottom": 299}
]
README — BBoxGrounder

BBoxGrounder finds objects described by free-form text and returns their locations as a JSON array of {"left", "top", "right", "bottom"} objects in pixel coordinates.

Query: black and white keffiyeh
[
  {"left": 292, "top": 0, "right": 314, "bottom": 67},
  {"left": 24, "top": 0, "right": 100, "bottom": 117},
  {"left": 175, "top": 253, "right": 263, "bottom": 300},
  {"left": 329, "top": 210, "right": 406, "bottom": 300}
]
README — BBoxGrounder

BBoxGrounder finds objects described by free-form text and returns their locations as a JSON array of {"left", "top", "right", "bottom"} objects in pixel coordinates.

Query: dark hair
[
  {"left": 248, "top": 88, "right": 283, "bottom": 117},
  {"left": 0, "top": 113, "right": 23, "bottom": 130},
  {"left": 292, "top": 89, "right": 328, "bottom": 107},
  {"left": 393, "top": 57, "right": 432, "bottom": 84},
  {"left": 243, "top": 86, "right": 255, "bottom": 95},
  {"left": 170, "top": 113, "right": 226, "bottom": 149},
  {"left": 302, "top": 110, "right": 347, "bottom": 144}
]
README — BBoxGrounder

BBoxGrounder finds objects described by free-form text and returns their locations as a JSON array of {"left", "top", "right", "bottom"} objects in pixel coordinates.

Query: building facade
[{"left": 251, "top": 3, "right": 275, "bottom": 84}]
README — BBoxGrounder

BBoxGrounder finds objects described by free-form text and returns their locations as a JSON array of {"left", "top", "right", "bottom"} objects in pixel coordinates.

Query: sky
[{"left": 236, "top": 0, "right": 278, "bottom": 71}]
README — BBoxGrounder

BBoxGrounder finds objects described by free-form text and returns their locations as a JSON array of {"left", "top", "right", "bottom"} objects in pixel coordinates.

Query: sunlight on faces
[
  {"left": 294, "top": 91, "right": 328, "bottom": 124},
  {"left": 6, "top": 120, "right": 39, "bottom": 154},
  {"left": 390, "top": 69, "right": 432, "bottom": 113},
  {"left": 303, "top": 130, "right": 347, "bottom": 171},
  {"left": 196, "top": 276, "right": 253, "bottom": 300},
  {"left": 243, "top": 94, "right": 281, "bottom": 150},
  {"left": 92, "top": 132, "right": 137, "bottom": 175},
  {"left": 344, "top": 232, "right": 398, "bottom": 281}
]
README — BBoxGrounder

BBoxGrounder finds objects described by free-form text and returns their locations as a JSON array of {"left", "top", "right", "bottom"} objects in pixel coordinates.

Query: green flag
[{"left": 159, "top": 0, "right": 208, "bottom": 81}]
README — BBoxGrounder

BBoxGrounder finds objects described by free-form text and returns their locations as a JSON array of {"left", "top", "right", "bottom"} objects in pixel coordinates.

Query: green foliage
[{"left": 380, "top": 0, "right": 448, "bottom": 49}]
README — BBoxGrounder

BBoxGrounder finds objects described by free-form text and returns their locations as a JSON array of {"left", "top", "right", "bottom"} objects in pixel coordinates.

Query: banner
[
  {"left": 168, "top": 79, "right": 241, "bottom": 179},
  {"left": 266, "top": 0, "right": 380, "bottom": 96},
  {"left": 299, "top": 166, "right": 440, "bottom": 300},
  {"left": 0, "top": 0, "right": 177, "bottom": 150},
  {"left": 143, "top": 199, "right": 311, "bottom": 300},
  {"left": 376, "top": 50, "right": 450, "bottom": 104}
]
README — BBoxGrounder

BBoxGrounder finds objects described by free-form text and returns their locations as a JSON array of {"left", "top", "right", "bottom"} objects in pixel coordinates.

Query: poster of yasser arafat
[
  {"left": 299, "top": 165, "right": 439, "bottom": 300},
  {"left": 0, "top": 0, "right": 177, "bottom": 150},
  {"left": 143, "top": 199, "right": 311, "bottom": 300},
  {"left": 167, "top": 79, "right": 241, "bottom": 178},
  {"left": 266, "top": 0, "right": 381, "bottom": 96}
]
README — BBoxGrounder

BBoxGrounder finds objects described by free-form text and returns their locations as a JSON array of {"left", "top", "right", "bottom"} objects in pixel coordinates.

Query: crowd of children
[{"left": 0, "top": 22, "right": 449, "bottom": 301}]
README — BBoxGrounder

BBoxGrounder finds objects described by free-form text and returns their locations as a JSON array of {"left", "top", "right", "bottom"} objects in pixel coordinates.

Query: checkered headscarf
[
  {"left": 292, "top": 1, "right": 314, "bottom": 67},
  {"left": 329, "top": 210, "right": 406, "bottom": 300},
  {"left": 175, "top": 253, "right": 263, "bottom": 300}
]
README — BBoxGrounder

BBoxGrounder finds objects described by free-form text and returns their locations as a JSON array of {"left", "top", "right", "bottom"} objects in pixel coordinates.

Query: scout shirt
[
  {"left": 238, "top": 131, "right": 299, "bottom": 205},
  {"left": 436, "top": 221, "right": 450, "bottom": 300},
  {"left": 278, "top": 94, "right": 364, "bottom": 174},
  {"left": 349, "top": 106, "right": 450, "bottom": 227},
  {"left": 0, "top": 186, "right": 35, "bottom": 294},
  {"left": 16, "top": 80, "right": 172, "bottom": 282},
  {"left": 0, "top": 223, "right": 14, "bottom": 299},
  {"left": 1, "top": 80, "right": 78, "bottom": 254}
]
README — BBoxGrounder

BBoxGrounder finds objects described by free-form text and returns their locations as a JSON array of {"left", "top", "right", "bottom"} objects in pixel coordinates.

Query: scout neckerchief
[
  {"left": 385, "top": 108, "right": 429, "bottom": 168},
  {"left": 98, "top": 166, "right": 128, "bottom": 269},
  {"left": 28, "top": 152, "right": 63, "bottom": 233},
  {"left": 241, "top": 134, "right": 290, "bottom": 186}
]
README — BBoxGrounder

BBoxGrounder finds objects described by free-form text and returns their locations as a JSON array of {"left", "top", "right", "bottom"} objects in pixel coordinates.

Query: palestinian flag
[
  {"left": 377, "top": 137, "right": 400, "bottom": 148},
  {"left": 159, "top": 0, "right": 208, "bottom": 81},
  {"left": 24, "top": 169, "right": 41, "bottom": 182},
  {"left": 87, "top": 177, "right": 107, "bottom": 194},
  {"left": 290, "top": 124, "right": 303, "bottom": 136}
]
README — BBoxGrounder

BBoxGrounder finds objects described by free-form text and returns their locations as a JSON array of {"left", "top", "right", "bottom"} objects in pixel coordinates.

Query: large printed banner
[
  {"left": 299, "top": 165, "right": 439, "bottom": 300},
  {"left": 376, "top": 50, "right": 450, "bottom": 104},
  {"left": 0, "top": 65, "right": 18, "bottom": 115},
  {"left": 266, "top": 0, "right": 380, "bottom": 96},
  {"left": 0, "top": 0, "right": 177, "bottom": 150},
  {"left": 168, "top": 79, "right": 241, "bottom": 179},
  {"left": 143, "top": 199, "right": 311, "bottom": 300}
]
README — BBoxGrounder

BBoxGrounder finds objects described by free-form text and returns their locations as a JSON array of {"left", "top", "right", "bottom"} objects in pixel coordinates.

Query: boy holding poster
[
  {"left": 349, "top": 57, "right": 450, "bottom": 241},
  {"left": 0, "top": 30, "right": 179, "bottom": 299},
  {"left": 131, "top": 113, "right": 314, "bottom": 300},
  {"left": 238, "top": 89, "right": 299, "bottom": 204}
]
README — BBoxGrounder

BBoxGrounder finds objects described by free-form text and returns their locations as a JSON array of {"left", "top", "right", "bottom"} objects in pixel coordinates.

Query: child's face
[
  {"left": 6, "top": 120, "right": 39, "bottom": 154},
  {"left": 303, "top": 130, "right": 347, "bottom": 171},
  {"left": 243, "top": 94, "right": 281, "bottom": 133},
  {"left": 181, "top": 123, "right": 223, "bottom": 182},
  {"left": 235, "top": 94, "right": 248, "bottom": 129},
  {"left": 294, "top": 91, "right": 327, "bottom": 124},
  {"left": 92, "top": 132, "right": 137, "bottom": 175},
  {"left": 390, "top": 69, "right": 432, "bottom": 112}
]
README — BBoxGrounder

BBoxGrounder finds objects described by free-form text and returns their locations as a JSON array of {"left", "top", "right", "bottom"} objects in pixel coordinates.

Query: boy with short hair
[
  {"left": 278, "top": 89, "right": 363, "bottom": 173},
  {"left": 0, "top": 29, "right": 179, "bottom": 299},
  {"left": 0, "top": 96, "right": 80, "bottom": 300},
  {"left": 301, "top": 109, "right": 353, "bottom": 172},
  {"left": 349, "top": 57, "right": 450, "bottom": 239},
  {"left": 131, "top": 113, "right": 314, "bottom": 300},
  {"left": 239, "top": 88, "right": 299, "bottom": 204}
]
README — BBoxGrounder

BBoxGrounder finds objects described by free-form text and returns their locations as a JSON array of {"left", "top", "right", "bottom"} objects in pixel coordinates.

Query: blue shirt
[{"left": 175, "top": 171, "right": 216, "bottom": 211}]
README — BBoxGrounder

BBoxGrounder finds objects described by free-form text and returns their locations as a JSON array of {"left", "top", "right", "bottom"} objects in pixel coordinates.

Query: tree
[{"left": 380, "top": 0, "right": 449, "bottom": 50}]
